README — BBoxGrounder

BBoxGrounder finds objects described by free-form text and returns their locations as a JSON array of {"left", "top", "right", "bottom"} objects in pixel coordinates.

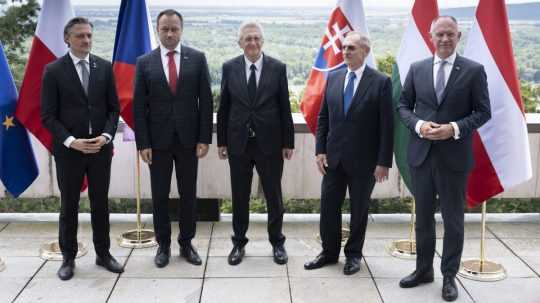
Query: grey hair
[
  {"left": 237, "top": 21, "right": 264, "bottom": 42},
  {"left": 430, "top": 15, "right": 459, "bottom": 33},
  {"left": 346, "top": 31, "right": 371, "bottom": 51}
]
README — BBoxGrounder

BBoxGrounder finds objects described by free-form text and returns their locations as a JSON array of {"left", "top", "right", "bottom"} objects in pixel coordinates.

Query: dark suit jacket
[
  {"left": 133, "top": 46, "right": 213, "bottom": 150},
  {"left": 397, "top": 55, "right": 491, "bottom": 172},
  {"left": 41, "top": 53, "right": 120, "bottom": 156},
  {"left": 217, "top": 54, "right": 294, "bottom": 155},
  {"left": 315, "top": 66, "right": 394, "bottom": 176}
]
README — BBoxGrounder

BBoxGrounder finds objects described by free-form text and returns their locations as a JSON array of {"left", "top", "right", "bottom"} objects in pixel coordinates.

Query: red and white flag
[
  {"left": 300, "top": 0, "right": 375, "bottom": 134},
  {"left": 15, "top": 0, "right": 74, "bottom": 151},
  {"left": 465, "top": 0, "right": 532, "bottom": 207}
]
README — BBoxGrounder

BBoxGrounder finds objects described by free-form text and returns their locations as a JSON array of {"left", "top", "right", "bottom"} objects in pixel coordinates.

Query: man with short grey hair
[
  {"left": 217, "top": 21, "right": 294, "bottom": 266},
  {"left": 304, "top": 31, "right": 393, "bottom": 275}
]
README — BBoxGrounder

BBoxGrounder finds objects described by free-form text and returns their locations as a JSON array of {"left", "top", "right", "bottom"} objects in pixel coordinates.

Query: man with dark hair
[
  {"left": 41, "top": 16, "right": 122, "bottom": 281},
  {"left": 398, "top": 16, "right": 491, "bottom": 301},
  {"left": 217, "top": 21, "right": 294, "bottom": 266},
  {"left": 133, "top": 9, "right": 213, "bottom": 268}
]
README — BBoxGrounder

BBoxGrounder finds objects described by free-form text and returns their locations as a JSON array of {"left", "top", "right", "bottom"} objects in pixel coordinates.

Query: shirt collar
[
  {"left": 347, "top": 63, "right": 366, "bottom": 80},
  {"left": 160, "top": 42, "right": 182, "bottom": 58},
  {"left": 244, "top": 53, "right": 263, "bottom": 71},
  {"left": 69, "top": 51, "right": 90, "bottom": 65},
  {"left": 434, "top": 52, "right": 457, "bottom": 65}
]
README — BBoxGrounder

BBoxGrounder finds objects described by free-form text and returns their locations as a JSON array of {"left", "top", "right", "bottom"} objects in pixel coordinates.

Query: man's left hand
[
  {"left": 87, "top": 135, "right": 108, "bottom": 149},
  {"left": 196, "top": 143, "right": 209, "bottom": 158},
  {"left": 425, "top": 123, "right": 454, "bottom": 140},
  {"left": 373, "top": 165, "right": 389, "bottom": 183},
  {"left": 282, "top": 148, "right": 294, "bottom": 160}
]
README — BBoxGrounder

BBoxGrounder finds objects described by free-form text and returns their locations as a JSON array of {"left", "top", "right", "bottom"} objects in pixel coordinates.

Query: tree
[
  {"left": 376, "top": 53, "right": 395, "bottom": 77},
  {"left": 0, "top": 0, "right": 40, "bottom": 86},
  {"left": 521, "top": 80, "right": 540, "bottom": 113}
]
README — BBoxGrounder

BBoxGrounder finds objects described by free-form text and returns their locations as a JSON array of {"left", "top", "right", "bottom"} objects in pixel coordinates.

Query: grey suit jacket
[{"left": 397, "top": 55, "right": 491, "bottom": 171}]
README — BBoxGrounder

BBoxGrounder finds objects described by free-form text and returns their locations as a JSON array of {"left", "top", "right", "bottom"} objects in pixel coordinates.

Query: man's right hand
[
  {"left": 70, "top": 139, "right": 101, "bottom": 154},
  {"left": 140, "top": 148, "right": 152, "bottom": 165},
  {"left": 218, "top": 146, "right": 228, "bottom": 160},
  {"left": 316, "top": 154, "right": 328, "bottom": 175},
  {"left": 420, "top": 121, "right": 441, "bottom": 138}
]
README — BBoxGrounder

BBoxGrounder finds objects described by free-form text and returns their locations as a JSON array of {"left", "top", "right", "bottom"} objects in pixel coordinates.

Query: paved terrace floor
[{"left": 0, "top": 215, "right": 539, "bottom": 303}]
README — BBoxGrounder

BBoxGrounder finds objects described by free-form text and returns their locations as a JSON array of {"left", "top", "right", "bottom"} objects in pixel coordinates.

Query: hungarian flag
[
  {"left": 0, "top": 42, "right": 38, "bottom": 197},
  {"left": 464, "top": 0, "right": 532, "bottom": 207},
  {"left": 300, "top": 0, "right": 375, "bottom": 134},
  {"left": 112, "top": 0, "right": 156, "bottom": 130},
  {"left": 392, "top": 0, "right": 438, "bottom": 190},
  {"left": 15, "top": 0, "right": 74, "bottom": 151}
]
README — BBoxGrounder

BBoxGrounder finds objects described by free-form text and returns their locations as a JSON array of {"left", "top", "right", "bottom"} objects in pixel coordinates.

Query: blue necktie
[{"left": 343, "top": 72, "right": 356, "bottom": 114}]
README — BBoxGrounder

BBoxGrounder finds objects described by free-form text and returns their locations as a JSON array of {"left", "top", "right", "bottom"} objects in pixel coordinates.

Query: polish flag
[
  {"left": 300, "top": 0, "right": 375, "bottom": 134},
  {"left": 15, "top": 0, "right": 74, "bottom": 151},
  {"left": 464, "top": 0, "right": 532, "bottom": 207}
]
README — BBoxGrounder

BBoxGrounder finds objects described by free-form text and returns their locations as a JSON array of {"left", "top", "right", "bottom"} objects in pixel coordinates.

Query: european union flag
[{"left": 0, "top": 42, "right": 38, "bottom": 197}]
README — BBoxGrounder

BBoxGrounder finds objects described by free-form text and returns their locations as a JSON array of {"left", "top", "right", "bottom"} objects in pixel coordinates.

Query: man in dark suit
[
  {"left": 133, "top": 9, "right": 213, "bottom": 268},
  {"left": 41, "top": 17, "right": 123, "bottom": 281},
  {"left": 303, "top": 32, "right": 394, "bottom": 275},
  {"left": 397, "top": 16, "right": 491, "bottom": 301},
  {"left": 217, "top": 21, "right": 294, "bottom": 266}
]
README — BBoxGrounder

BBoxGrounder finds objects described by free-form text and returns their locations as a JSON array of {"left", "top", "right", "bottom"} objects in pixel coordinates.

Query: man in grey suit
[
  {"left": 304, "top": 32, "right": 393, "bottom": 275},
  {"left": 217, "top": 21, "right": 294, "bottom": 266},
  {"left": 133, "top": 9, "right": 213, "bottom": 268},
  {"left": 397, "top": 16, "right": 491, "bottom": 301}
]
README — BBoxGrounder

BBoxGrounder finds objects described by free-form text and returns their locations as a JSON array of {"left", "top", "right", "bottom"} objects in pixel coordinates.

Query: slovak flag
[
  {"left": 112, "top": 0, "right": 156, "bottom": 130},
  {"left": 300, "top": 0, "right": 375, "bottom": 134}
]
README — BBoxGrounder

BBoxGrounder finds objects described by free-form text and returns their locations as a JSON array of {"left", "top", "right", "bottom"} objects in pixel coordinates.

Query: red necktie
[{"left": 167, "top": 51, "right": 177, "bottom": 95}]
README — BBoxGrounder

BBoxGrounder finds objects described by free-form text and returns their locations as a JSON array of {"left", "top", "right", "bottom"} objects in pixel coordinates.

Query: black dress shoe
[
  {"left": 272, "top": 245, "right": 288, "bottom": 265},
  {"left": 399, "top": 268, "right": 435, "bottom": 288},
  {"left": 57, "top": 259, "right": 75, "bottom": 281},
  {"left": 96, "top": 254, "right": 124, "bottom": 273},
  {"left": 343, "top": 257, "right": 361, "bottom": 275},
  {"left": 304, "top": 253, "right": 338, "bottom": 270},
  {"left": 180, "top": 244, "right": 202, "bottom": 266},
  {"left": 228, "top": 245, "right": 245, "bottom": 266},
  {"left": 442, "top": 276, "right": 458, "bottom": 302},
  {"left": 154, "top": 246, "right": 170, "bottom": 268}
]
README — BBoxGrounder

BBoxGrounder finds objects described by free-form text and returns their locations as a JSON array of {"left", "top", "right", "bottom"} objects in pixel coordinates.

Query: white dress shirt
[
  {"left": 414, "top": 52, "right": 460, "bottom": 140},
  {"left": 343, "top": 63, "right": 366, "bottom": 93},
  {"left": 63, "top": 51, "right": 112, "bottom": 148},
  {"left": 161, "top": 43, "right": 181, "bottom": 83},
  {"left": 244, "top": 54, "right": 263, "bottom": 86}
]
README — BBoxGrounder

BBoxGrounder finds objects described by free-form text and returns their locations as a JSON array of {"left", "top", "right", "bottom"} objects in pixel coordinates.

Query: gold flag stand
[
  {"left": 458, "top": 201, "right": 506, "bottom": 281},
  {"left": 118, "top": 151, "right": 157, "bottom": 248},
  {"left": 387, "top": 178, "right": 416, "bottom": 259},
  {"left": 39, "top": 240, "right": 88, "bottom": 261},
  {"left": 0, "top": 257, "right": 5, "bottom": 271}
]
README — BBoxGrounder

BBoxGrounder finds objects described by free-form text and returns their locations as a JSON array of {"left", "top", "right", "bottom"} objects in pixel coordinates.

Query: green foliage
[
  {"left": 376, "top": 54, "right": 396, "bottom": 77},
  {"left": 520, "top": 80, "right": 540, "bottom": 113},
  {"left": 0, "top": 0, "right": 40, "bottom": 86}
]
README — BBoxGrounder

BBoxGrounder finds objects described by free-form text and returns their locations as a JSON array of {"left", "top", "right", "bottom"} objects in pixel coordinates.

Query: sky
[{"left": 64, "top": 0, "right": 539, "bottom": 9}]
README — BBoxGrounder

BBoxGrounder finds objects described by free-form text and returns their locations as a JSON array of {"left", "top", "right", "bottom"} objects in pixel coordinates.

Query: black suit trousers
[
  {"left": 228, "top": 139, "right": 285, "bottom": 247},
  {"left": 149, "top": 140, "right": 198, "bottom": 248},
  {"left": 411, "top": 149, "right": 467, "bottom": 277},
  {"left": 320, "top": 162, "right": 375, "bottom": 259},
  {"left": 56, "top": 145, "right": 112, "bottom": 260}
]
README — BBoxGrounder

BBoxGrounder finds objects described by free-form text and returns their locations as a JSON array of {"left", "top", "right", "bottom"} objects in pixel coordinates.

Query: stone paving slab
[
  {"left": 200, "top": 277, "right": 290, "bottom": 303},
  {"left": 208, "top": 237, "right": 320, "bottom": 257},
  {"left": 503, "top": 238, "right": 540, "bottom": 257},
  {"left": 211, "top": 221, "right": 269, "bottom": 239},
  {"left": 122, "top": 256, "right": 205, "bottom": 278},
  {"left": 363, "top": 238, "right": 400, "bottom": 257},
  {"left": 521, "top": 256, "right": 540, "bottom": 275},
  {"left": 0, "top": 236, "right": 56, "bottom": 257},
  {"left": 0, "top": 256, "right": 44, "bottom": 278},
  {"left": 15, "top": 278, "right": 116, "bottom": 303},
  {"left": 0, "top": 222, "right": 58, "bottom": 238},
  {"left": 288, "top": 256, "right": 370, "bottom": 278},
  {"left": 108, "top": 278, "right": 202, "bottom": 303},
  {"left": 35, "top": 257, "right": 126, "bottom": 279},
  {"left": 375, "top": 278, "right": 474, "bottom": 303},
  {"left": 205, "top": 256, "right": 286, "bottom": 278},
  {"left": 487, "top": 223, "right": 540, "bottom": 239},
  {"left": 437, "top": 238, "right": 515, "bottom": 258},
  {"left": 365, "top": 256, "right": 444, "bottom": 279},
  {"left": 129, "top": 237, "right": 210, "bottom": 257},
  {"left": 0, "top": 277, "right": 30, "bottom": 303},
  {"left": 460, "top": 277, "right": 540, "bottom": 303},
  {"left": 290, "top": 277, "right": 382, "bottom": 303}
]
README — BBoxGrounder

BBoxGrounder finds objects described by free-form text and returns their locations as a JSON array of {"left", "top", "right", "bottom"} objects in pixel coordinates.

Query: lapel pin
[
  {"left": 455, "top": 66, "right": 460, "bottom": 71},
  {"left": 92, "top": 62, "right": 97, "bottom": 69},
  {"left": 183, "top": 56, "right": 188, "bottom": 60}
]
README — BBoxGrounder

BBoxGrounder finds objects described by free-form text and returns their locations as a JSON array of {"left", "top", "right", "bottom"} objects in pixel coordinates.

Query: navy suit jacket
[
  {"left": 397, "top": 55, "right": 491, "bottom": 172},
  {"left": 316, "top": 66, "right": 394, "bottom": 176}
]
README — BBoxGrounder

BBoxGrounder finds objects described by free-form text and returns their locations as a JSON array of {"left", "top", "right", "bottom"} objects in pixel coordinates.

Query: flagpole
[
  {"left": 386, "top": 176, "right": 416, "bottom": 259},
  {"left": 118, "top": 147, "right": 157, "bottom": 249},
  {"left": 458, "top": 201, "right": 506, "bottom": 281},
  {"left": 0, "top": 257, "right": 5, "bottom": 272}
]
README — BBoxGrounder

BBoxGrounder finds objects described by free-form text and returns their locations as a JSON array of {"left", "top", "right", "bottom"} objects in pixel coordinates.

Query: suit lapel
[
  {"left": 333, "top": 68, "right": 346, "bottom": 119},
  {"left": 254, "top": 54, "right": 270, "bottom": 106},
  {"left": 235, "top": 56, "right": 251, "bottom": 106},
  {"left": 63, "top": 54, "right": 87, "bottom": 101},
  {"left": 345, "top": 66, "right": 374, "bottom": 118},
  {"left": 438, "top": 55, "right": 462, "bottom": 106},
  {"left": 87, "top": 55, "right": 98, "bottom": 101},
  {"left": 426, "top": 58, "right": 438, "bottom": 105},
  {"left": 177, "top": 47, "right": 188, "bottom": 94}
]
